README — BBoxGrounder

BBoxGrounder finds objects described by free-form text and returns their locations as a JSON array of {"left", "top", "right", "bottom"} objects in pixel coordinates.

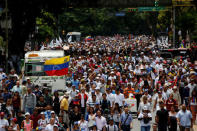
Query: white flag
[
  {"left": 68, "top": 36, "right": 72, "bottom": 43},
  {"left": 59, "top": 36, "right": 63, "bottom": 43},
  {"left": 56, "top": 38, "right": 61, "bottom": 46}
]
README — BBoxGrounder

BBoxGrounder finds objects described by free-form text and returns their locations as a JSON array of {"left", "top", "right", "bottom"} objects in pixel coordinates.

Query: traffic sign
[
  {"left": 127, "top": 8, "right": 138, "bottom": 12},
  {"left": 138, "top": 7, "right": 168, "bottom": 11},
  {"left": 115, "top": 12, "right": 125, "bottom": 16}
]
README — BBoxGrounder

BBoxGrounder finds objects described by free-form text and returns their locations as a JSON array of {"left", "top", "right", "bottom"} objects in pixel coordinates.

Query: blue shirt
[
  {"left": 120, "top": 112, "right": 133, "bottom": 126},
  {"left": 176, "top": 110, "right": 192, "bottom": 127},
  {"left": 72, "top": 80, "right": 79, "bottom": 90}
]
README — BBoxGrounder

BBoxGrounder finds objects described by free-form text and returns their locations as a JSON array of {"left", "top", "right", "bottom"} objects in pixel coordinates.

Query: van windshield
[
  {"left": 160, "top": 53, "right": 172, "bottom": 59},
  {"left": 25, "top": 62, "right": 46, "bottom": 76}
]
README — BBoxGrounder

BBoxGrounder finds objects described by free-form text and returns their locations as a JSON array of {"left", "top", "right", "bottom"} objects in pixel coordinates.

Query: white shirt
[
  {"left": 106, "top": 124, "right": 118, "bottom": 131},
  {"left": 81, "top": 94, "right": 85, "bottom": 107},
  {"left": 138, "top": 113, "right": 152, "bottom": 126},
  {"left": 96, "top": 93, "right": 102, "bottom": 101},
  {"left": 114, "top": 93, "right": 125, "bottom": 107},
  {"left": 95, "top": 116, "right": 107, "bottom": 130},
  {"left": 78, "top": 120, "right": 88, "bottom": 131},
  {"left": 0, "top": 119, "right": 9, "bottom": 131},
  {"left": 107, "top": 93, "right": 115, "bottom": 107},
  {"left": 45, "top": 124, "right": 57, "bottom": 131}
]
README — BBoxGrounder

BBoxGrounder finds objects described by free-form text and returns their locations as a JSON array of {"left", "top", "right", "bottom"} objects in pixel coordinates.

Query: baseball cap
[
  {"left": 25, "top": 112, "right": 30, "bottom": 116},
  {"left": 51, "top": 111, "right": 55, "bottom": 114},
  {"left": 143, "top": 106, "right": 149, "bottom": 111}
]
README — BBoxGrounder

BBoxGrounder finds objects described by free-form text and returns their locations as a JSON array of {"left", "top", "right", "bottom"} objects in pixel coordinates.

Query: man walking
[
  {"left": 120, "top": 105, "right": 133, "bottom": 131},
  {"left": 177, "top": 104, "right": 193, "bottom": 131},
  {"left": 23, "top": 88, "right": 36, "bottom": 114},
  {"left": 155, "top": 101, "right": 168, "bottom": 131}
]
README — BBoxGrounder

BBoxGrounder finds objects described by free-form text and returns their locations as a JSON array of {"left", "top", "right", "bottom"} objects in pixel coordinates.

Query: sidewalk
[{"left": 193, "top": 125, "right": 197, "bottom": 131}]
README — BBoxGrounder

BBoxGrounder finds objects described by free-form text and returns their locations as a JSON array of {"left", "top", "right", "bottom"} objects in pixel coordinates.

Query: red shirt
[
  {"left": 30, "top": 114, "right": 41, "bottom": 129},
  {"left": 166, "top": 98, "right": 176, "bottom": 111}
]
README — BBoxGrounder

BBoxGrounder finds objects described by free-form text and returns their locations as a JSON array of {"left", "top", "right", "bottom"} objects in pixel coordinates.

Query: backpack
[{"left": 107, "top": 125, "right": 117, "bottom": 131}]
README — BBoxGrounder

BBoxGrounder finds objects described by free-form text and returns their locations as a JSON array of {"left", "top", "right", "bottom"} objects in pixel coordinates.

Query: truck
[
  {"left": 66, "top": 32, "right": 81, "bottom": 43},
  {"left": 22, "top": 50, "right": 67, "bottom": 93}
]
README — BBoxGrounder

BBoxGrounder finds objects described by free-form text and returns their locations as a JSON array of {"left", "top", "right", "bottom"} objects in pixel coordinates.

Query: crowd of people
[{"left": 0, "top": 35, "right": 196, "bottom": 131}]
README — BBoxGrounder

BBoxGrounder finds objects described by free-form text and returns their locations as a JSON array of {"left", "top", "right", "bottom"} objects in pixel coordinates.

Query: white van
[{"left": 66, "top": 32, "right": 81, "bottom": 43}]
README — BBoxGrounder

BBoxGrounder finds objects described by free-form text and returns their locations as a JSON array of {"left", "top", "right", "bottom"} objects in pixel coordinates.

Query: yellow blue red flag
[{"left": 44, "top": 56, "right": 70, "bottom": 76}]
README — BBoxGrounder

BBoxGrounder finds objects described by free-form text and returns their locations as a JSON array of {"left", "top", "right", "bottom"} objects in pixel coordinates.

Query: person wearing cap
[
  {"left": 50, "top": 111, "right": 59, "bottom": 125},
  {"left": 0, "top": 112, "right": 9, "bottom": 131},
  {"left": 155, "top": 101, "right": 168, "bottom": 131},
  {"left": 21, "top": 112, "right": 33, "bottom": 131},
  {"left": 45, "top": 118, "right": 57, "bottom": 131},
  {"left": 26, "top": 77, "right": 34, "bottom": 90},
  {"left": 120, "top": 105, "right": 133, "bottom": 131},
  {"left": 38, "top": 112, "right": 47, "bottom": 131},
  {"left": 60, "top": 93, "right": 70, "bottom": 127},
  {"left": 8, "top": 118, "right": 20, "bottom": 131},
  {"left": 138, "top": 106, "right": 152, "bottom": 131},
  {"left": 53, "top": 125, "right": 59, "bottom": 131},
  {"left": 23, "top": 88, "right": 36, "bottom": 115}
]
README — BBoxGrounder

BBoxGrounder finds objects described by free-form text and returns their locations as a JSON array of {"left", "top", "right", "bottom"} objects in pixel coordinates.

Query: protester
[
  {"left": 168, "top": 106, "right": 177, "bottom": 131},
  {"left": 45, "top": 118, "right": 57, "bottom": 131},
  {"left": 21, "top": 112, "right": 33, "bottom": 131},
  {"left": 155, "top": 101, "right": 168, "bottom": 131},
  {"left": 8, "top": 118, "right": 20, "bottom": 131},
  {"left": 95, "top": 110, "right": 107, "bottom": 131},
  {"left": 177, "top": 104, "right": 193, "bottom": 131},
  {"left": 138, "top": 106, "right": 152, "bottom": 131},
  {"left": 23, "top": 88, "right": 36, "bottom": 114},
  {"left": 120, "top": 105, "right": 133, "bottom": 131},
  {"left": 0, "top": 112, "right": 9, "bottom": 131},
  {"left": 0, "top": 35, "right": 196, "bottom": 131}
]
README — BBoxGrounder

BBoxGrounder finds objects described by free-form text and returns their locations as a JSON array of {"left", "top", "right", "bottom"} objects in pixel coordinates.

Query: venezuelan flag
[{"left": 44, "top": 56, "right": 70, "bottom": 76}]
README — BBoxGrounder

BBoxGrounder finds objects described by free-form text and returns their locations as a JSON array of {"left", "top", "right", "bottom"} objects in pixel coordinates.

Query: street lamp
[{"left": 5, "top": 0, "right": 8, "bottom": 73}]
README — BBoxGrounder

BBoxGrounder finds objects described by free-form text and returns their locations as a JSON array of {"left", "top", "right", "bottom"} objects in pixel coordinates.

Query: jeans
[
  {"left": 25, "top": 107, "right": 34, "bottom": 114},
  {"left": 13, "top": 107, "right": 19, "bottom": 117},
  {"left": 141, "top": 126, "right": 151, "bottom": 131}
]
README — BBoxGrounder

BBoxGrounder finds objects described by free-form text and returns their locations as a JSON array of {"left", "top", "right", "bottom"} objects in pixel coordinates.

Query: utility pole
[
  {"left": 5, "top": 0, "right": 9, "bottom": 73},
  {"left": 173, "top": 6, "right": 176, "bottom": 48}
]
